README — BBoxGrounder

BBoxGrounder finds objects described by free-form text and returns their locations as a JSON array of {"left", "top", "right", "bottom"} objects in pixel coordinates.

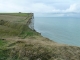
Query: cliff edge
[{"left": 0, "top": 13, "right": 80, "bottom": 60}]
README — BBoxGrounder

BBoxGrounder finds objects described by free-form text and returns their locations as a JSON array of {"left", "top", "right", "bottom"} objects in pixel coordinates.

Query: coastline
[{"left": 0, "top": 13, "right": 80, "bottom": 60}]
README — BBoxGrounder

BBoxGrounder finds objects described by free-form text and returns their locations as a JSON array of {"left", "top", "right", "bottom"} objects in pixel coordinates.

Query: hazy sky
[{"left": 0, "top": 0, "right": 80, "bottom": 13}]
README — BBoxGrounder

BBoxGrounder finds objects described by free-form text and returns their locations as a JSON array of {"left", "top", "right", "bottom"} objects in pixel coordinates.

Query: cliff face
[
  {"left": 27, "top": 13, "right": 34, "bottom": 30},
  {"left": 0, "top": 13, "right": 80, "bottom": 60}
]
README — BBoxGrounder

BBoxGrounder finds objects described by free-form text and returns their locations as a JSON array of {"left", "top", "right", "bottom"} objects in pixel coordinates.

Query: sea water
[{"left": 34, "top": 16, "right": 80, "bottom": 46}]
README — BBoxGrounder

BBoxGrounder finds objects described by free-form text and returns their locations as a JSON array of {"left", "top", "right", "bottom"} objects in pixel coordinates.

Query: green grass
[
  {"left": 0, "top": 49, "right": 9, "bottom": 60},
  {"left": 0, "top": 12, "right": 40, "bottom": 59},
  {"left": 0, "top": 13, "right": 38, "bottom": 37},
  {"left": 0, "top": 13, "right": 33, "bottom": 17},
  {"left": 0, "top": 39, "right": 7, "bottom": 46},
  {"left": 0, "top": 39, "right": 9, "bottom": 60}
]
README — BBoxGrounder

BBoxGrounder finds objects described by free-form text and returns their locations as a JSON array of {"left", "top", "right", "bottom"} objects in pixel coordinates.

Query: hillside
[{"left": 0, "top": 13, "right": 80, "bottom": 60}]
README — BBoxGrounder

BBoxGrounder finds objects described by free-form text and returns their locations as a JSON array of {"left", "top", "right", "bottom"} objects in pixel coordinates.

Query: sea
[{"left": 34, "top": 13, "right": 80, "bottom": 46}]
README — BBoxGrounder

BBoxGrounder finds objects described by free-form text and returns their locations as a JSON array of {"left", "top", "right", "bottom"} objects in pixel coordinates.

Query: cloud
[
  {"left": 51, "top": 3, "right": 80, "bottom": 13},
  {"left": 27, "top": 3, "right": 80, "bottom": 13},
  {"left": 29, "top": 3, "right": 56, "bottom": 13},
  {"left": 0, "top": 0, "right": 80, "bottom": 13},
  {"left": 0, "top": 0, "right": 24, "bottom": 12},
  {"left": 65, "top": 3, "right": 80, "bottom": 13}
]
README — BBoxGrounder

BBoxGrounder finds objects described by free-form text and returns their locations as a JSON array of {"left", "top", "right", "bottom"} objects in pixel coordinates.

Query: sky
[{"left": 0, "top": 0, "right": 80, "bottom": 13}]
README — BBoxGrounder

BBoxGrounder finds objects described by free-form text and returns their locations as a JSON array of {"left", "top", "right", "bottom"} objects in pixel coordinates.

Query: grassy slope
[{"left": 0, "top": 13, "right": 80, "bottom": 60}]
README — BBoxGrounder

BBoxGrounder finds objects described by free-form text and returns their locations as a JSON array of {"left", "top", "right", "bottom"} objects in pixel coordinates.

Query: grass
[
  {"left": 0, "top": 13, "right": 38, "bottom": 37},
  {"left": 0, "top": 37, "right": 80, "bottom": 60},
  {"left": 0, "top": 39, "right": 7, "bottom": 46},
  {"left": 0, "top": 13, "right": 33, "bottom": 17},
  {"left": 0, "top": 13, "right": 80, "bottom": 60}
]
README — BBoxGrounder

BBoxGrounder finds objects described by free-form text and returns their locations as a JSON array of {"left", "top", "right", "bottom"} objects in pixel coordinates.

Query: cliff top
[
  {"left": 0, "top": 13, "right": 33, "bottom": 24},
  {"left": 0, "top": 13, "right": 36, "bottom": 37}
]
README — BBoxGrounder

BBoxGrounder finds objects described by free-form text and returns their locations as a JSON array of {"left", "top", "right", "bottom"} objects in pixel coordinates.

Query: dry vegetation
[{"left": 0, "top": 13, "right": 80, "bottom": 60}]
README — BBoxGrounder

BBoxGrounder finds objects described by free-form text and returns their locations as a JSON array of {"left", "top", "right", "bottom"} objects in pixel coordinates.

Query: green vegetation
[
  {"left": 0, "top": 39, "right": 7, "bottom": 46},
  {"left": 0, "top": 13, "right": 80, "bottom": 60},
  {"left": 0, "top": 13, "right": 31, "bottom": 17},
  {"left": 0, "top": 20, "right": 38, "bottom": 37},
  {"left": 0, "top": 13, "right": 38, "bottom": 37}
]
